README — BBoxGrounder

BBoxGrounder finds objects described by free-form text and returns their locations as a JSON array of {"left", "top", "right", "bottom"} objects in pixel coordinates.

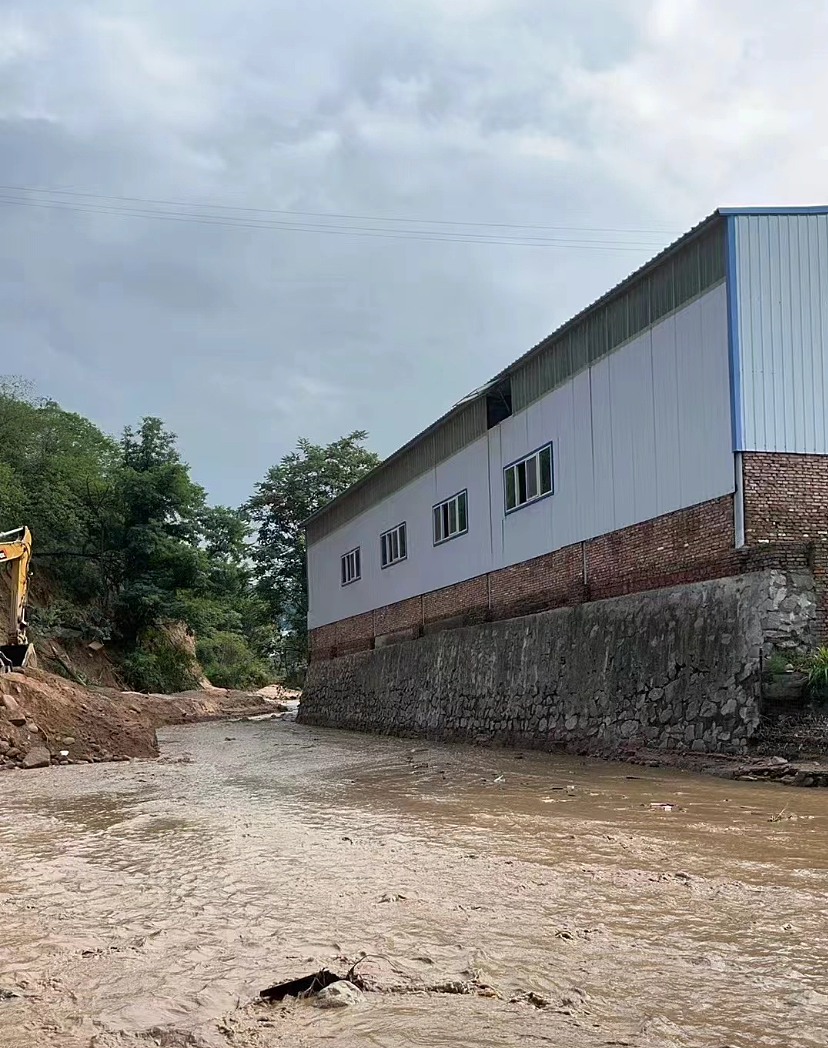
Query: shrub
[
  {"left": 122, "top": 627, "right": 200, "bottom": 693},
  {"left": 30, "top": 599, "right": 112, "bottom": 642},
  {"left": 763, "top": 652, "right": 792, "bottom": 679},
  {"left": 806, "top": 646, "right": 828, "bottom": 700},
  {"left": 196, "top": 630, "right": 271, "bottom": 691}
]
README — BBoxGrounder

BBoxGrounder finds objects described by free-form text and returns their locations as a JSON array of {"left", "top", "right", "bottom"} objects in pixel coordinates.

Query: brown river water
[{"left": 1, "top": 719, "right": 827, "bottom": 1048}]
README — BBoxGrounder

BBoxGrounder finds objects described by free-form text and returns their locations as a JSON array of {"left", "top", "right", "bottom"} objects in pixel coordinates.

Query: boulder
[
  {"left": 1, "top": 694, "right": 27, "bottom": 726},
  {"left": 763, "top": 673, "right": 808, "bottom": 701},
  {"left": 20, "top": 746, "right": 51, "bottom": 770},
  {"left": 314, "top": 981, "right": 364, "bottom": 1009}
]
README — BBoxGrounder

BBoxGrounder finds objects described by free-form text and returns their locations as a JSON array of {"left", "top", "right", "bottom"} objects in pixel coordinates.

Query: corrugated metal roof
[
  {"left": 307, "top": 206, "right": 823, "bottom": 537},
  {"left": 487, "top": 209, "right": 722, "bottom": 390}
]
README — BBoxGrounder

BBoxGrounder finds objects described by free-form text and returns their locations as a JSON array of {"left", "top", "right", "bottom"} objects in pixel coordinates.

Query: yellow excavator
[{"left": 0, "top": 526, "right": 34, "bottom": 672}]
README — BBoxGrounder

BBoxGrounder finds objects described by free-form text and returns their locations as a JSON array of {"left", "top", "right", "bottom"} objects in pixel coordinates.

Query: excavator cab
[{"left": 0, "top": 526, "right": 34, "bottom": 673}]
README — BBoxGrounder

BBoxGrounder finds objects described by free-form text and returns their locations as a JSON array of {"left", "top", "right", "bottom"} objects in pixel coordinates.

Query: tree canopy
[
  {"left": 0, "top": 378, "right": 378, "bottom": 689},
  {"left": 0, "top": 378, "right": 270, "bottom": 691},
  {"left": 246, "top": 432, "right": 380, "bottom": 651}
]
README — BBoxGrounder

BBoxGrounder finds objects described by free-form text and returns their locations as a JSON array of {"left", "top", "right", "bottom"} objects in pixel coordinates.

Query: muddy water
[{"left": 1, "top": 721, "right": 828, "bottom": 1048}]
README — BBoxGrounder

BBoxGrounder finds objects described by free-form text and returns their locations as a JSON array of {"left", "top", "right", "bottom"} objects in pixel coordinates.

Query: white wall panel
[
  {"left": 610, "top": 335, "right": 657, "bottom": 527},
  {"left": 588, "top": 358, "right": 617, "bottom": 539},
  {"left": 487, "top": 425, "right": 505, "bottom": 570},
  {"left": 698, "top": 284, "right": 736, "bottom": 499},
  {"left": 651, "top": 315, "right": 682, "bottom": 511},
  {"left": 570, "top": 371, "right": 596, "bottom": 540},
  {"left": 309, "top": 284, "right": 734, "bottom": 628}
]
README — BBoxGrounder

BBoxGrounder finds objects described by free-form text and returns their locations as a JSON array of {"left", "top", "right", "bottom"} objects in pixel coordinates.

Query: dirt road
[{"left": 1, "top": 719, "right": 827, "bottom": 1047}]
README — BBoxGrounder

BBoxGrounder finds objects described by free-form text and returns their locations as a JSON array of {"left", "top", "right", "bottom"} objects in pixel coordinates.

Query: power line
[
  {"left": 0, "top": 182, "right": 679, "bottom": 239},
  {"left": 0, "top": 192, "right": 669, "bottom": 251}
]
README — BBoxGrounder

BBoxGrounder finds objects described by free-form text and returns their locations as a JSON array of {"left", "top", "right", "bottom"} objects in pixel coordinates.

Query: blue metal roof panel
[{"left": 719, "top": 206, "right": 828, "bottom": 216}]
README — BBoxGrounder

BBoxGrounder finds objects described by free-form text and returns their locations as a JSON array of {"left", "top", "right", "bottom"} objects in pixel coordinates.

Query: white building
[{"left": 305, "top": 208, "right": 828, "bottom": 660}]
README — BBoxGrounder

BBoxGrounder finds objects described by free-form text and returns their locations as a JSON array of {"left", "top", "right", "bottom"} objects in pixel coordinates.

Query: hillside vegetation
[{"left": 0, "top": 378, "right": 378, "bottom": 691}]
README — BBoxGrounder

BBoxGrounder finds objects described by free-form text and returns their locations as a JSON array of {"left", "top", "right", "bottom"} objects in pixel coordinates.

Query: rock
[
  {"left": 7, "top": 747, "right": 20, "bottom": 759},
  {"left": 1, "top": 694, "right": 26, "bottom": 726},
  {"left": 793, "top": 771, "right": 816, "bottom": 787},
  {"left": 763, "top": 674, "right": 808, "bottom": 701},
  {"left": 62, "top": 737, "right": 76, "bottom": 746},
  {"left": 20, "top": 746, "right": 51, "bottom": 770},
  {"left": 0, "top": 740, "right": 9, "bottom": 754},
  {"left": 25, "top": 721, "right": 39, "bottom": 734},
  {"left": 314, "top": 981, "right": 364, "bottom": 1008}
]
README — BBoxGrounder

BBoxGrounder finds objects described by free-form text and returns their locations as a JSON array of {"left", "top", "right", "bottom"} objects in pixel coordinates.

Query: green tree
[
  {"left": 112, "top": 417, "right": 207, "bottom": 643},
  {"left": 0, "top": 379, "right": 276, "bottom": 693},
  {"left": 196, "top": 630, "right": 271, "bottom": 691},
  {"left": 246, "top": 432, "right": 380, "bottom": 656},
  {"left": 0, "top": 376, "right": 119, "bottom": 605}
]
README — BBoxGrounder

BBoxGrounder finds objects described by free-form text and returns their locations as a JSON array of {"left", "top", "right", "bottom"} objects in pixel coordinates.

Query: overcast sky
[{"left": 1, "top": 0, "right": 826, "bottom": 506}]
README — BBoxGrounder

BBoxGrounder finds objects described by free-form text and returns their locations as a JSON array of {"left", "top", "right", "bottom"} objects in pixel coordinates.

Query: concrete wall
[
  {"left": 300, "top": 570, "right": 817, "bottom": 755},
  {"left": 308, "top": 283, "right": 734, "bottom": 630},
  {"left": 731, "top": 211, "right": 828, "bottom": 453}
]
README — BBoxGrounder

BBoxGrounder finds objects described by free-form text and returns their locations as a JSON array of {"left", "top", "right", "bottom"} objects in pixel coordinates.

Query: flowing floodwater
[{"left": 1, "top": 719, "right": 827, "bottom": 1047}]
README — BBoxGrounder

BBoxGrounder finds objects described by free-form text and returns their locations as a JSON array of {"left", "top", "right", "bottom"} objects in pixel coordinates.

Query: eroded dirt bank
[
  {"left": 0, "top": 668, "right": 295, "bottom": 769},
  {"left": 2, "top": 721, "right": 827, "bottom": 1047}
]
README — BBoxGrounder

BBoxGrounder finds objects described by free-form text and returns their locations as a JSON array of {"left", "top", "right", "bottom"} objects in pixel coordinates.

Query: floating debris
[{"left": 260, "top": 969, "right": 341, "bottom": 1002}]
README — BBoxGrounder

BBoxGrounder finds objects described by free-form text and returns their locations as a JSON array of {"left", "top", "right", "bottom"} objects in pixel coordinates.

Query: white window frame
[
  {"left": 380, "top": 521, "right": 407, "bottom": 569},
  {"left": 504, "top": 442, "right": 554, "bottom": 514},
  {"left": 433, "top": 489, "right": 468, "bottom": 545},
  {"left": 340, "top": 546, "right": 361, "bottom": 586}
]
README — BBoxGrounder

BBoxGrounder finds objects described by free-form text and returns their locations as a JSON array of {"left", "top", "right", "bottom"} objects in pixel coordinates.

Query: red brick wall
[
  {"left": 743, "top": 452, "right": 828, "bottom": 543},
  {"left": 811, "top": 543, "right": 828, "bottom": 642},
  {"left": 742, "top": 452, "right": 828, "bottom": 639},
  {"left": 334, "top": 610, "right": 374, "bottom": 656},
  {"left": 374, "top": 595, "right": 423, "bottom": 635},
  {"left": 424, "top": 576, "right": 488, "bottom": 625},
  {"left": 488, "top": 543, "right": 585, "bottom": 619},
  {"left": 309, "top": 457, "right": 828, "bottom": 660},
  {"left": 308, "top": 622, "right": 338, "bottom": 661},
  {"left": 587, "top": 496, "right": 734, "bottom": 599}
]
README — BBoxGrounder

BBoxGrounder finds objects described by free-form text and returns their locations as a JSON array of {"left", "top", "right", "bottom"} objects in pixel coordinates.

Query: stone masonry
[{"left": 300, "top": 570, "right": 817, "bottom": 756}]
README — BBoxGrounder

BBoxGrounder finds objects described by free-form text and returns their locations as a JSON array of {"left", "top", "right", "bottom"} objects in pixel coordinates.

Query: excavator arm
[{"left": 0, "top": 526, "right": 33, "bottom": 671}]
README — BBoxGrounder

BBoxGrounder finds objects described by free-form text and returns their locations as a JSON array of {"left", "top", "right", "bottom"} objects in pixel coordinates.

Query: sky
[{"left": 1, "top": 0, "right": 827, "bottom": 507}]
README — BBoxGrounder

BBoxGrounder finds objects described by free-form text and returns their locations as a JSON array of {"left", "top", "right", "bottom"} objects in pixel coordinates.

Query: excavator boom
[{"left": 0, "top": 525, "right": 33, "bottom": 671}]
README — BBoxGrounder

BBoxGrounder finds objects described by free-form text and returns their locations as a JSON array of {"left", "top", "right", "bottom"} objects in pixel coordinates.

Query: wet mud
[{"left": 1, "top": 720, "right": 827, "bottom": 1047}]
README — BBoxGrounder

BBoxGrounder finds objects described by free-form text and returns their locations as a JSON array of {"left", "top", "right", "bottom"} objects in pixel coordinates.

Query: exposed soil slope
[{"left": 0, "top": 668, "right": 297, "bottom": 771}]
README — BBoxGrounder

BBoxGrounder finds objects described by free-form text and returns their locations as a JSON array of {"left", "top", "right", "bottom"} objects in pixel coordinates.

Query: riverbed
[{"left": 1, "top": 719, "right": 827, "bottom": 1047}]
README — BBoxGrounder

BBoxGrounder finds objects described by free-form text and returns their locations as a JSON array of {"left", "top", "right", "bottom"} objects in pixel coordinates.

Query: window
[
  {"left": 504, "top": 442, "right": 554, "bottom": 513},
  {"left": 340, "top": 546, "right": 361, "bottom": 586},
  {"left": 380, "top": 522, "right": 407, "bottom": 568},
  {"left": 433, "top": 489, "right": 468, "bottom": 545}
]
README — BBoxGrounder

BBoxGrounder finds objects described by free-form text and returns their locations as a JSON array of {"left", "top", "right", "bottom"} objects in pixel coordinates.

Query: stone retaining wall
[{"left": 300, "top": 570, "right": 817, "bottom": 756}]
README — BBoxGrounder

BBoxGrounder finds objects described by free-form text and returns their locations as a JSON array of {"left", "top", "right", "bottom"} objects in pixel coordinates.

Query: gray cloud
[{"left": 0, "top": 0, "right": 823, "bottom": 504}]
